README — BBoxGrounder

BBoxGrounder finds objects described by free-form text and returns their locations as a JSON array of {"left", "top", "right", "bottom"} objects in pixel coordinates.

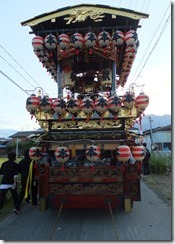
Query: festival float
[{"left": 22, "top": 4, "right": 149, "bottom": 212}]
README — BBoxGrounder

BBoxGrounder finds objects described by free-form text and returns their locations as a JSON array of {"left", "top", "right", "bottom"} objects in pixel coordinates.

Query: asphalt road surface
[{"left": 0, "top": 181, "right": 171, "bottom": 241}]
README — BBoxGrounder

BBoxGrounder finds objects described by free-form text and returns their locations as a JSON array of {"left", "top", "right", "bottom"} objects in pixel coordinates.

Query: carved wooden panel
[{"left": 49, "top": 182, "right": 123, "bottom": 195}]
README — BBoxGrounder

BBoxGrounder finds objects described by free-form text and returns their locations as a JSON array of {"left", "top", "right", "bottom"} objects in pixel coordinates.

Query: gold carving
[
  {"left": 49, "top": 182, "right": 123, "bottom": 195},
  {"left": 64, "top": 9, "right": 105, "bottom": 24}
]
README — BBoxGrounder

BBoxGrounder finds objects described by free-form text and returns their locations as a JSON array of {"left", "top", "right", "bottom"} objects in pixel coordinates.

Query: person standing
[
  {"left": 0, "top": 152, "right": 19, "bottom": 213},
  {"left": 14, "top": 149, "right": 38, "bottom": 214},
  {"left": 143, "top": 143, "right": 151, "bottom": 177}
]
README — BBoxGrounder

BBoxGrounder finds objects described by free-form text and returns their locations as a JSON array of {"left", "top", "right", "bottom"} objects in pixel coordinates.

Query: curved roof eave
[{"left": 21, "top": 4, "right": 149, "bottom": 27}]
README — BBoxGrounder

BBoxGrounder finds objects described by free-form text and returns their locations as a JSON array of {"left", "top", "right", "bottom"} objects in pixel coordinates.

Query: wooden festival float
[{"left": 21, "top": 4, "right": 149, "bottom": 212}]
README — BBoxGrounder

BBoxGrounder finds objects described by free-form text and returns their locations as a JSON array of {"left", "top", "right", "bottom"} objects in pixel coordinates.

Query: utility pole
[{"left": 147, "top": 116, "right": 154, "bottom": 150}]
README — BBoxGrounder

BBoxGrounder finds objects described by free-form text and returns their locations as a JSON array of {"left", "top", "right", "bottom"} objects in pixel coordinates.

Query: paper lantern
[
  {"left": 57, "top": 33, "right": 70, "bottom": 50},
  {"left": 79, "top": 97, "right": 94, "bottom": 114},
  {"left": 70, "top": 33, "right": 84, "bottom": 49},
  {"left": 40, "top": 95, "right": 53, "bottom": 112},
  {"left": 108, "top": 95, "right": 122, "bottom": 113},
  {"left": 94, "top": 97, "right": 108, "bottom": 114},
  {"left": 115, "top": 145, "right": 130, "bottom": 162},
  {"left": 53, "top": 98, "right": 66, "bottom": 114},
  {"left": 67, "top": 98, "right": 79, "bottom": 114},
  {"left": 98, "top": 31, "right": 110, "bottom": 48},
  {"left": 29, "top": 147, "right": 42, "bottom": 160},
  {"left": 86, "top": 145, "right": 101, "bottom": 162},
  {"left": 125, "top": 30, "right": 138, "bottom": 46},
  {"left": 135, "top": 92, "right": 149, "bottom": 111},
  {"left": 26, "top": 94, "right": 40, "bottom": 113},
  {"left": 55, "top": 146, "right": 70, "bottom": 163},
  {"left": 131, "top": 146, "right": 145, "bottom": 161},
  {"left": 122, "top": 92, "right": 135, "bottom": 108},
  {"left": 84, "top": 32, "right": 97, "bottom": 48},
  {"left": 44, "top": 34, "right": 57, "bottom": 50},
  {"left": 111, "top": 30, "right": 124, "bottom": 46},
  {"left": 32, "top": 36, "right": 44, "bottom": 51}
]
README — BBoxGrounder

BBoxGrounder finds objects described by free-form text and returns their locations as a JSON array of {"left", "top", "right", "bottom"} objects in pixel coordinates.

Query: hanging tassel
[
  {"left": 91, "top": 163, "right": 94, "bottom": 172},
  {"left": 114, "top": 113, "right": 118, "bottom": 120},
  {"left": 61, "top": 164, "right": 65, "bottom": 172}
]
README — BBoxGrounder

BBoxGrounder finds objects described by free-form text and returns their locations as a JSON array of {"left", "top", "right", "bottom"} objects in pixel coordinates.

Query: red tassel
[
  {"left": 89, "top": 49, "right": 92, "bottom": 54},
  {"left": 67, "top": 93, "right": 70, "bottom": 100},
  {"left": 91, "top": 164, "right": 94, "bottom": 172},
  {"left": 114, "top": 113, "right": 118, "bottom": 120},
  {"left": 61, "top": 165, "right": 65, "bottom": 172},
  {"left": 72, "top": 115, "right": 75, "bottom": 121}
]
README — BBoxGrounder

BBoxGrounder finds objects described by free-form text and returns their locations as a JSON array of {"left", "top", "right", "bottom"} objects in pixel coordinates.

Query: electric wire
[
  {"left": 0, "top": 54, "right": 36, "bottom": 89},
  {"left": 0, "top": 44, "right": 45, "bottom": 89},
  {"left": 129, "top": 4, "right": 171, "bottom": 86},
  {"left": 132, "top": 13, "right": 170, "bottom": 84},
  {"left": 0, "top": 69, "right": 30, "bottom": 95}
]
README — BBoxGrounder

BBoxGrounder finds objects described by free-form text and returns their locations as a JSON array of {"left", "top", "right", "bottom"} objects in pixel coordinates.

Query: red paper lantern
[
  {"left": 26, "top": 94, "right": 40, "bottom": 113},
  {"left": 115, "top": 145, "right": 131, "bottom": 162},
  {"left": 131, "top": 146, "right": 145, "bottom": 161},
  {"left": 125, "top": 30, "right": 138, "bottom": 46},
  {"left": 98, "top": 31, "right": 110, "bottom": 48},
  {"left": 29, "top": 147, "right": 42, "bottom": 160},
  {"left": 122, "top": 92, "right": 135, "bottom": 108},
  {"left": 79, "top": 97, "right": 94, "bottom": 114},
  {"left": 135, "top": 92, "right": 149, "bottom": 111},
  {"left": 40, "top": 95, "right": 53, "bottom": 112},
  {"left": 84, "top": 32, "right": 97, "bottom": 48},
  {"left": 55, "top": 146, "right": 70, "bottom": 163},
  {"left": 86, "top": 145, "right": 101, "bottom": 162},
  {"left": 32, "top": 36, "right": 44, "bottom": 51},
  {"left": 57, "top": 33, "right": 70, "bottom": 50},
  {"left": 111, "top": 30, "right": 124, "bottom": 46},
  {"left": 70, "top": 33, "right": 84, "bottom": 49},
  {"left": 53, "top": 98, "right": 66, "bottom": 114},
  {"left": 67, "top": 98, "right": 79, "bottom": 114},
  {"left": 44, "top": 34, "right": 57, "bottom": 50},
  {"left": 108, "top": 95, "right": 122, "bottom": 113},
  {"left": 94, "top": 97, "right": 108, "bottom": 114}
]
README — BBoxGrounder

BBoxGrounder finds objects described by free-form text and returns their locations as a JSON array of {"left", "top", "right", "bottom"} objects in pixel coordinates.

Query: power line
[
  {"left": 133, "top": 13, "right": 170, "bottom": 82},
  {"left": 0, "top": 54, "right": 36, "bottom": 89},
  {"left": 130, "top": 4, "right": 171, "bottom": 84},
  {"left": 0, "top": 44, "right": 48, "bottom": 93},
  {"left": 0, "top": 69, "right": 30, "bottom": 96}
]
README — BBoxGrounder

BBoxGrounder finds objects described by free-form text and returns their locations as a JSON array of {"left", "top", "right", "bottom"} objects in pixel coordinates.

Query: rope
[
  {"left": 48, "top": 201, "right": 64, "bottom": 240},
  {"left": 108, "top": 201, "right": 120, "bottom": 240}
]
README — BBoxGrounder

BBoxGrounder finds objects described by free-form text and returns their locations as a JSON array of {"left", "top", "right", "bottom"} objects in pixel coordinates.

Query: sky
[{"left": 0, "top": 0, "right": 171, "bottom": 131}]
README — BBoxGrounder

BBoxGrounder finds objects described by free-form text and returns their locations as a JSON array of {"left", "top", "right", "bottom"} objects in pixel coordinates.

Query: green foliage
[
  {"left": 149, "top": 152, "right": 171, "bottom": 174},
  {"left": 6, "top": 140, "right": 34, "bottom": 156}
]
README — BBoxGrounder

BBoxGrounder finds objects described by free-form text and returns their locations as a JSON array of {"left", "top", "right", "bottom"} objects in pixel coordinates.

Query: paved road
[{"left": 0, "top": 181, "right": 171, "bottom": 241}]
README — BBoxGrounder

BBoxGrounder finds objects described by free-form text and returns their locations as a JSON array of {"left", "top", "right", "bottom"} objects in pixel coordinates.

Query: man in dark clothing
[
  {"left": 14, "top": 149, "right": 38, "bottom": 213},
  {"left": 143, "top": 143, "right": 151, "bottom": 177},
  {"left": 0, "top": 152, "right": 19, "bottom": 213}
]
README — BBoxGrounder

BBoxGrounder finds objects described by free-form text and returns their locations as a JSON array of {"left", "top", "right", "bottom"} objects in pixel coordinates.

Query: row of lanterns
[
  {"left": 26, "top": 91, "right": 149, "bottom": 118},
  {"left": 32, "top": 30, "right": 138, "bottom": 52},
  {"left": 32, "top": 30, "right": 139, "bottom": 82},
  {"left": 29, "top": 144, "right": 145, "bottom": 164}
]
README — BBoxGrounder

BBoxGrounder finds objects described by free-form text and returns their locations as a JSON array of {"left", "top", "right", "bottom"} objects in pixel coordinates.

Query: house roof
[
  {"left": 143, "top": 124, "right": 171, "bottom": 135},
  {"left": 10, "top": 129, "right": 44, "bottom": 138}
]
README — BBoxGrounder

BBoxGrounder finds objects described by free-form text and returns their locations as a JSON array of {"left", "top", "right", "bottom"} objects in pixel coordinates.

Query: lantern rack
[{"left": 29, "top": 25, "right": 142, "bottom": 35}]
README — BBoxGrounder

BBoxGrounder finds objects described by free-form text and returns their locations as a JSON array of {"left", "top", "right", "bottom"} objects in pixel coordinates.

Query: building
[{"left": 143, "top": 125, "right": 171, "bottom": 152}]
